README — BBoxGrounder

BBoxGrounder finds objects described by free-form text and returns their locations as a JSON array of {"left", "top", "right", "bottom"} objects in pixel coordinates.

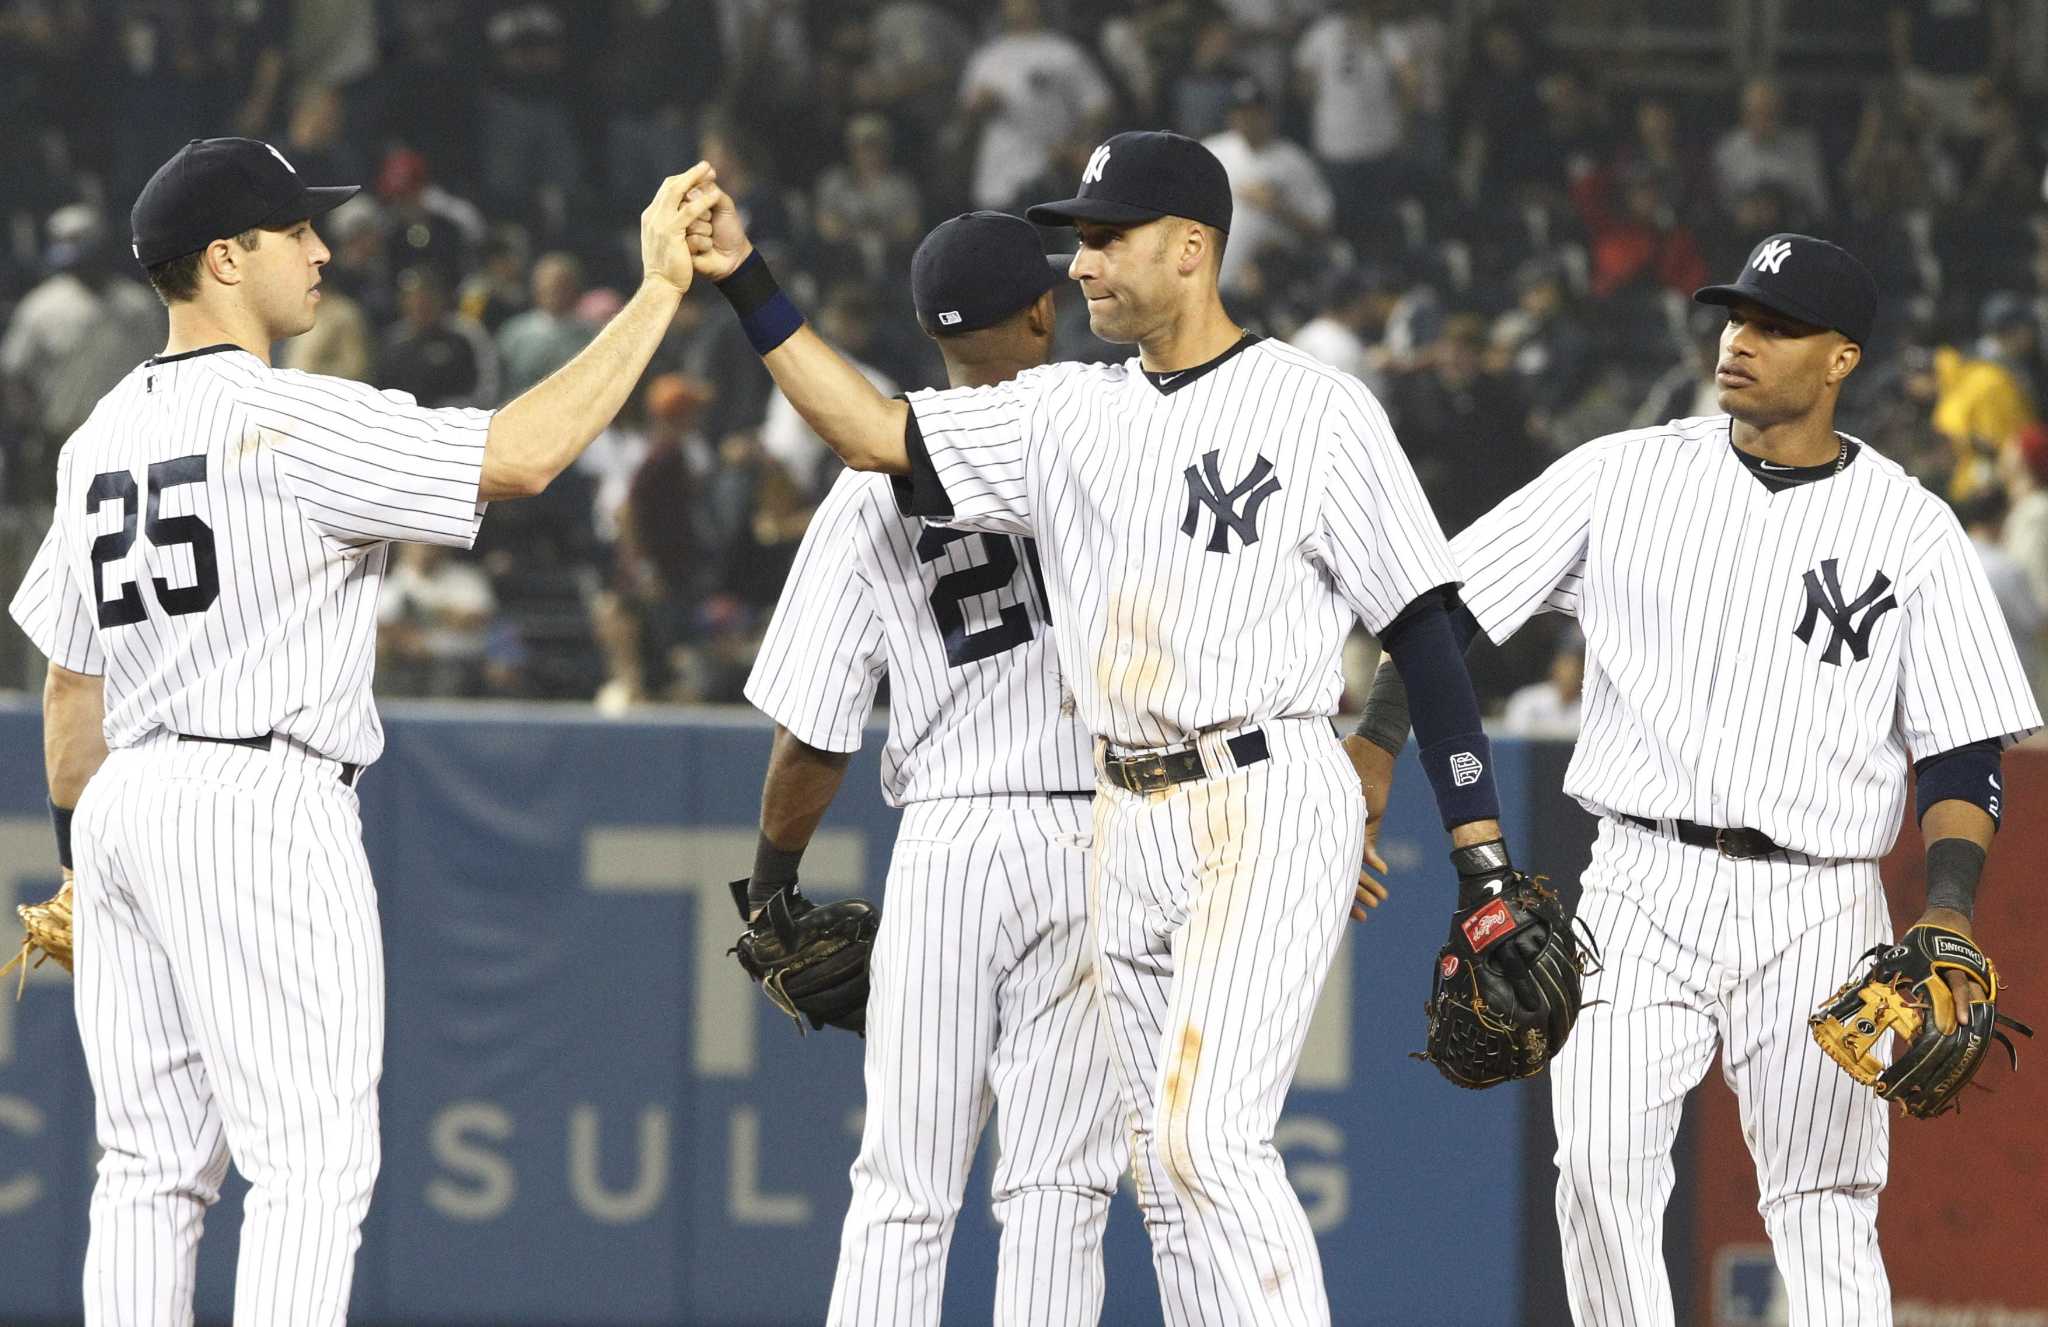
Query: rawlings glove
[
  {"left": 1415, "top": 840, "right": 1597, "bottom": 1089},
  {"left": 1, "top": 879, "right": 74, "bottom": 999},
  {"left": 1810, "top": 923, "right": 2032, "bottom": 1118},
  {"left": 729, "top": 879, "right": 878, "bottom": 1036}
]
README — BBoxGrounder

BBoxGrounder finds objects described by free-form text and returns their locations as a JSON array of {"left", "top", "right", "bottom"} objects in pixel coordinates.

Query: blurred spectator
[
  {"left": 2001, "top": 425, "right": 2048, "bottom": 679},
  {"left": 378, "top": 266, "right": 499, "bottom": 409},
  {"left": 1922, "top": 301, "right": 2039, "bottom": 498},
  {"left": 959, "top": 0, "right": 1114, "bottom": 211},
  {"left": 612, "top": 372, "right": 719, "bottom": 694},
  {"left": 1, "top": 205, "right": 165, "bottom": 499},
  {"left": 364, "top": 0, "right": 481, "bottom": 192},
  {"left": 1166, "top": 14, "right": 1243, "bottom": 143},
  {"left": 1842, "top": 87, "right": 1959, "bottom": 224},
  {"left": 1291, "top": 266, "right": 1398, "bottom": 392},
  {"left": 1488, "top": 258, "right": 1594, "bottom": 439},
  {"left": 1382, "top": 0, "right": 1452, "bottom": 176},
  {"left": 459, "top": 225, "right": 534, "bottom": 334},
  {"left": 718, "top": 0, "right": 813, "bottom": 109},
  {"left": 109, "top": 1, "right": 288, "bottom": 199},
  {"left": 1388, "top": 313, "right": 1537, "bottom": 535},
  {"left": 283, "top": 84, "right": 365, "bottom": 186},
  {"left": 602, "top": 0, "right": 723, "bottom": 213},
  {"left": 1213, "top": 0, "right": 1318, "bottom": 98},
  {"left": 1203, "top": 78, "right": 1334, "bottom": 301},
  {"left": 495, "top": 252, "right": 592, "bottom": 399},
  {"left": 699, "top": 113, "right": 801, "bottom": 271},
  {"left": 377, "top": 543, "right": 497, "bottom": 697},
  {"left": 1456, "top": 16, "right": 1559, "bottom": 206},
  {"left": 1572, "top": 161, "right": 1708, "bottom": 304},
  {"left": 1635, "top": 305, "right": 1726, "bottom": 427},
  {"left": 1711, "top": 78, "right": 1831, "bottom": 225},
  {"left": 848, "top": 0, "right": 972, "bottom": 150},
  {"left": 290, "top": 0, "right": 378, "bottom": 92},
  {"left": 814, "top": 114, "right": 924, "bottom": 283},
  {"left": 1294, "top": 0, "right": 1410, "bottom": 240},
  {"left": 1500, "top": 641, "right": 1585, "bottom": 737},
  {"left": 1977, "top": 290, "right": 2041, "bottom": 405},
  {"left": 1952, "top": 82, "right": 2042, "bottom": 229},
  {"left": 1610, "top": 97, "right": 1698, "bottom": 218},
  {"left": 1889, "top": 0, "right": 2010, "bottom": 139},
  {"left": 480, "top": 2, "right": 581, "bottom": 233},
  {"left": 1956, "top": 487, "right": 2044, "bottom": 683},
  {"left": 762, "top": 282, "right": 898, "bottom": 496},
  {"left": 375, "top": 148, "right": 486, "bottom": 289}
]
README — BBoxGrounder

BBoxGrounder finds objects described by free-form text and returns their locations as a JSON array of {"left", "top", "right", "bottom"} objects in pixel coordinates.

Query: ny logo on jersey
[
  {"left": 1792, "top": 558, "right": 1897, "bottom": 665},
  {"left": 1752, "top": 238, "right": 1792, "bottom": 273},
  {"left": 1082, "top": 144, "right": 1111, "bottom": 186},
  {"left": 1181, "top": 450, "right": 1281, "bottom": 553}
]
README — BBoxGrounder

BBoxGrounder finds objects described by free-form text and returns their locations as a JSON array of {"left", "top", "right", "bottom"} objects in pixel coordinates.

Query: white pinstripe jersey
[
  {"left": 1451, "top": 414, "right": 2043, "bottom": 859},
  {"left": 8, "top": 344, "right": 490, "bottom": 766},
  {"left": 900, "top": 337, "right": 1456, "bottom": 750},
  {"left": 746, "top": 467, "right": 1092, "bottom": 804}
]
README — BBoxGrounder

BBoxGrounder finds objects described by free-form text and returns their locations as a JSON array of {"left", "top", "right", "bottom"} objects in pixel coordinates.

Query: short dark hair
[{"left": 146, "top": 227, "right": 264, "bottom": 306}]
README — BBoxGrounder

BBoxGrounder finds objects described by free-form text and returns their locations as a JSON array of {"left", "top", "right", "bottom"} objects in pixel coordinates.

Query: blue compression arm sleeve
[{"left": 1378, "top": 587, "right": 1499, "bottom": 829}]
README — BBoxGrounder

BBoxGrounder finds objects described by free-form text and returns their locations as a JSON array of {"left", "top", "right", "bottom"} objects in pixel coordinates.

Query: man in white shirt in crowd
[
  {"left": 959, "top": 0, "right": 1113, "bottom": 211},
  {"left": 1294, "top": 0, "right": 1410, "bottom": 236},
  {"left": 1203, "top": 77, "right": 1334, "bottom": 300}
]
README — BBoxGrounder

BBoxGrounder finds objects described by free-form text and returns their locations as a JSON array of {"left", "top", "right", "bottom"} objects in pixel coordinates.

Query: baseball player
[
  {"left": 739, "top": 211, "right": 1124, "bottom": 1326},
  {"left": 690, "top": 131, "right": 1527, "bottom": 1326},
  {"left": 7, "top": 137, "right": 719, "bottom": 1326},
  {"left": 1353, "top": 234, "right": 2042, "bottom": 1325}
]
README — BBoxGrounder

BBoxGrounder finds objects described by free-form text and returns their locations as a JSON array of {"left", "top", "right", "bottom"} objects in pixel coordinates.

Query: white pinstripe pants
[
  {"left": 71, "top": 735, "right": 383, "bottom": 1327},
  {"left": 828, "top": 794, "right": 1124, "bottom": 1327},
  {"left": 1091, "top": 720, "right": 1361, "bottom": 1327},
  {"left": 1553, "top": 816, "right": 1892, "bottom": 1327}
]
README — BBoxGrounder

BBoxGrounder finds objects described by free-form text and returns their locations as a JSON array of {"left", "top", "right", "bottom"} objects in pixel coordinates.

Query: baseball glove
[
  {"left": 1, "top": 880, "right": 74, "bottom": 999},
  {"left": 1416, "top": 869, "right": 1598, "bottom": 1089},
  {"left": 1810, "top": 924, "right": 2032, "bottom": 1119},
  {"left": 729, "top": 879, "right": 877, "bottom": 1036}
]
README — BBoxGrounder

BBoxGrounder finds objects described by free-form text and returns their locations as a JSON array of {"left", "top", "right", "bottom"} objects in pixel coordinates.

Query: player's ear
[
  {"left": 1175, "top": 220, "right": 1208, "bottom": 278},
  {"left": 1828, "top": 337, "right": 1862, "bottom": 386},
  {"left": 1028, "top": 288, "right": 1056, "bottom": 337},
  {"left": 202, "top": 237, "right": 245, "bottom": 288}
]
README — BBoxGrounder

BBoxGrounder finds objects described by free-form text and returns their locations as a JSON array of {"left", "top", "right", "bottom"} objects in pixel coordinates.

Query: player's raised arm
[
  {"left": 478, "top": 164, "right": 722, "bottom": 499},
  {"left": 687, "top": 185, "right": 911, "bottom": 474}
]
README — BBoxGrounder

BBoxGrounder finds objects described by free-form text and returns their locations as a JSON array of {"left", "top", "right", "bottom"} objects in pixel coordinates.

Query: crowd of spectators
[{"left": 4, "top": 0, "right": 2048, "bottom": 721}]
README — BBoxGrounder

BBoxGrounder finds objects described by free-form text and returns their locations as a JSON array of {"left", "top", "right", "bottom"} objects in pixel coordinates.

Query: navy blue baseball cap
[
  {"left": 1026, "top": 130, "right": 1233, "bottom": 234},
  {"left": 1693, "top": 233, "right": 1878, "bottom": 346},
  {"left": 912, "top": 211, "right": 1066, "bottom": 336},
  {"left": 130, "top": 137, "right": 360, "bottom": 268}
]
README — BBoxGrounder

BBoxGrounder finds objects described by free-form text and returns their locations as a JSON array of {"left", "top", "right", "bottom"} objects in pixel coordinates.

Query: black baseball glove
[
  {"left": 729, "top": 879, "right": 878, "bottom": 1036},
  {"left": 1415, "top": 840, "right": 1598, "bottom": 1089},
  {"left": 1810, "top": 923, "right": 2032, "bottom": 1118}
]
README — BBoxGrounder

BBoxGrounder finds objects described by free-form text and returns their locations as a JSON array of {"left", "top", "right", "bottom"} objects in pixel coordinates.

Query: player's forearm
[
  {"left": 759, "top": 726, "right": 855, "bottom": 859},
  {"left": 1920, "top": 799, "right": 1995, "bottom": 925},
  {"left": 43, "top": 662, "right": 107, "bottom": 808},
  {"left": 764, "top": 327, "right": 911, "bottom": 473},
  {"left": 714, "top": 251, "right": 910, "bottom": 474},
  {"left": 481, "top": 276, "right": 683, "bottom": 499}
]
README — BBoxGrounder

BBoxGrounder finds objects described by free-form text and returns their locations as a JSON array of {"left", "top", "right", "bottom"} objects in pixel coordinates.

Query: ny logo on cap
[
  {"left": 1752, "top": 238, "right": 1792, "bottom": 274},
  {"left": 1082, "top": 145, "right": 1112, "bottom": 187}
]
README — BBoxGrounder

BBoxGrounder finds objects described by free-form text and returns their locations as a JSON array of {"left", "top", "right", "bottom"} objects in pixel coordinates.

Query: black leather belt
[
  {"left": 1102, "top": 729, "right": 1270, "bottom": 794},
  {"left": 176, "top": 733, "right": 363, "bottom": 788},
  {"left": 1620, "top": 813, "right": 1780, "bottom": 860}
]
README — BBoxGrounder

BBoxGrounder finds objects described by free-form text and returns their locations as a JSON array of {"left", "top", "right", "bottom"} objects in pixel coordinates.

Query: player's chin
[{"left": 1086, "top": 304, "right": 1136, "bottom": 344}]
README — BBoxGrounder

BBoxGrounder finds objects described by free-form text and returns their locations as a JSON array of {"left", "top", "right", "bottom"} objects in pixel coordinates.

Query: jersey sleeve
[
  {"left": 1312, "top": 380, "right": 1460, "bottom": 633},
  {"left": 244, "top": 371, "right": 491, "bottom": 549},
  {"left": 1449, "top": 438, "right": 1611, "bottom": 643},
  {"left": 744, "top": 472, "right": 887, "bottom": 753},
  {"left": 896, "top": 370, "right": 1046, "bottom": 536},
  {"left": 1898, "top": 502, "right": 2043, "bottom": 756},
  {"left": 8, "top": 498, "right": 104, "bottom": 675}
]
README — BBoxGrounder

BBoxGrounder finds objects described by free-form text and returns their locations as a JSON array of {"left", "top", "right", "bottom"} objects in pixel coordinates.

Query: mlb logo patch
[{"left": 938, "top": 310, "right": 963, "bottom": 326}]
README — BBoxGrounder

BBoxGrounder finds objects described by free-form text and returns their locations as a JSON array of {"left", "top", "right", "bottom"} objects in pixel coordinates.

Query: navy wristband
[
  {"left": 49, "top": 799, "right": 74, "bottom": 871},
  {"left": 716, "top": 250, "right": 804, "bottom": 356},
  {"left": 1419, "top": 732, "right": 1500, "bottom": 830},
  {"left": 1914, "top": 738, "right": 2001, "bottom": 827}
]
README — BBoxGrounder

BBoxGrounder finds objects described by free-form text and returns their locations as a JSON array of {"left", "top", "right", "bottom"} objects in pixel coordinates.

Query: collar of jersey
[
  {"left": 146, "top": 343, "right": 247, "bottom": 367},
  {"left": 1727, "top": 429, "right": 1859, "bottom": 493},
  {"left": 1140, "top": 332, "right": 1262, "bottom": 395}
]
